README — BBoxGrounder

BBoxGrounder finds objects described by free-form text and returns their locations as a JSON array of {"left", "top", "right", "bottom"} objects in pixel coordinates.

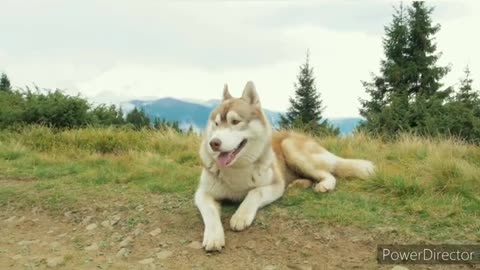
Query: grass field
[
  {"left": 1, "top": 126, "right": 479, "bottom": 240},
  {"left": 0, "top": 127, "right": 479, "bottom": 269}
]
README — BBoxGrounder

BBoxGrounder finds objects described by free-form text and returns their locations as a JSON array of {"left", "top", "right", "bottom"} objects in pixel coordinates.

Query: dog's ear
[
  {"left": 223, "top": 84, "right": 232, "bottom": 100},
  {"left": 241, "top": 81, "right": 260, "bottom": 105}
]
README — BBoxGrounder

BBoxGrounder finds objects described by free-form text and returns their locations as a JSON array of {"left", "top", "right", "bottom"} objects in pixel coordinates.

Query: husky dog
[{"left": 195, "top": 81, "right": 374, "bottom": 251}]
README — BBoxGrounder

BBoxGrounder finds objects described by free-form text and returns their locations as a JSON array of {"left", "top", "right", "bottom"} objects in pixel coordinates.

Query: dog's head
[{"left": 201, "top": 81, "right": 271, "bottom": 169}]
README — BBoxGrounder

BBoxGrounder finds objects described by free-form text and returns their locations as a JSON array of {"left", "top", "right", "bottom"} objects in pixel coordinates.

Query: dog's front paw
[
  {"left": 230, "top": 211, "right": 255, "bottom": 231},
  {"left": 202, "top": 228, "right": 225, "bottom": 251}
]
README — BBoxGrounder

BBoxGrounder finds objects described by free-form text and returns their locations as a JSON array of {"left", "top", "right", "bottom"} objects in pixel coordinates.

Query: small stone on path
[
  {"left": 85, "top": 243, "right": 99, "bottom": 251},
  {"left": 187, "top": 241, "right": 202, "bottom": 249},
  {"left": 86, "top": 223, "right": 97, "bottom": 231},
  {"left": 119, "top": 236, "right": 133, "bottom": 248},
  {"left": 245, "top": 240, "right": 256, "bottom": 249},
  {"left": 5, "top": 216, "right": 16, "bottom": 222},
  {"left": 82, "top": 216, "right": 93, "bottom": 225},
  {"left": 46, "top": 256, "right": 65, "bottom": 268},
  {"left": 149, "top": 228, "right": 162, "bottom": 237},
  {"left": 116, "top": 248, "right": 129, "bottom": 258},
  {"left": 110, "top": 215, "right": 121, "bottom": 225},
  {"left": 139, "top": 258, "right": 154, "bottom": 265},
  {"left": 156, "top": 250, "right": 173, "bottom": 260},
  {"left": 101, "top": 220, "right": 111, "bottom": 228}
]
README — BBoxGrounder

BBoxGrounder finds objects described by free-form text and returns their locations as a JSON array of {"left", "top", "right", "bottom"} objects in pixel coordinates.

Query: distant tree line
[{"left": 0, "top": 78, "right": 186, "bottom": 132}]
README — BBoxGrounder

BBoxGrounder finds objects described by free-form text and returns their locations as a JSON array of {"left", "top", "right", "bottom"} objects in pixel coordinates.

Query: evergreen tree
[
  {"left": 454, "top": 66, "right": 478, "bottom": 108},
  {"left": 152, "top": 116, "right": 182, "bottom": 133},
  {"left": 153, "top": 117, "right": 162, "bottom": 130},
  {"left": 125, "top": 107, "right": 151, "bottom": 130},
  {"left": 406, "top": 1, "right": 450, "bottom": 98},
  {"left": 359, "top": 1, "right": 451, "bottom": 137},
  {"left": 360, "top": 3, "right": 410, "bottom": 134},
  {"left": 382, "top": 3, "right": 410, "bottom": 92},
  {"left": 170, "top": 121, "right": 179, "bottom": 132},
  {"left": 441, "top": 67, "right": 480, "bottom": 143},
  {"left": 280, "top": 52, "right": 339, "bottom": 136},
  {"left": 0, "top": 73, "right": 11, "bottom": 92},
  {"left": 90, "top": 104, "right": 125, "bottom": 126}
]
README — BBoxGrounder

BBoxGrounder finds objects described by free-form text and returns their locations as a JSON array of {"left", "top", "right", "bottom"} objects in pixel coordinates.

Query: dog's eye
[
  {"left": 214, "top": 122, "right": 219, "bottom": 126},
  {"left": 231, "top": 120, "right": 240, "bottom": 125}
]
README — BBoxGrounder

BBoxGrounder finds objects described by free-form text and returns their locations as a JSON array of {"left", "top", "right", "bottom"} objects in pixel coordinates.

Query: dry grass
[{"left": 0, "top": 126, "right": 479, "bottom": 241}]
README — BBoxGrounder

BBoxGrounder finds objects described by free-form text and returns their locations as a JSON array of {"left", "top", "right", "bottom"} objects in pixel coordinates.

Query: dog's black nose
[{"left": 209, "top": 138, "right": 222, "bottom": 151}]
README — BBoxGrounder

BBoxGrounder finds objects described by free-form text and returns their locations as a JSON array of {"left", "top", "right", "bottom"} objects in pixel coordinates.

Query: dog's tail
[{"left": 333, "top": 157, "right": 375, "bottom": 179}]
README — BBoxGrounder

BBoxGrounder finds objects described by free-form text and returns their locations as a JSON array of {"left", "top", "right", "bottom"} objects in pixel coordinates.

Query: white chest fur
[{"left": 201, "top": 164, "right": 274, "bottom": 201}]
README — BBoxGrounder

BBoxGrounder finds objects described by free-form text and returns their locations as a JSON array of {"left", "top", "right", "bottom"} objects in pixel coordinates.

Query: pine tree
[
  {"left": 406, "top": 1, "right": 450, "bottom": 98},
  {"left": 455, "top": 66, "right": 478, "bottom": 108},
  {"left": 0, "top": 73, "right": 11, "bottom": 92},
  {"left": 359, "top": 1, "right": 451, "bottom": 137},
  {"left": 359, "top": 3, "right": 410, "bottom": 134},
  {"left": 280, "top": 52, "right": 339, "bottom": 136},
  {"left": 382, "top": 3, "right": 410, "bottom": 92},
  {"left": 441, "top": 67, "right": 480, "bottom": 143},
  {"left": 126, "top": 107, "right": 151, "bottom": 130},
  {"left": 171, "top": 121, "right": 181, "bottom": 133},
  {"left": 153, "top": 117, "right": 163, "bottom": 130}
]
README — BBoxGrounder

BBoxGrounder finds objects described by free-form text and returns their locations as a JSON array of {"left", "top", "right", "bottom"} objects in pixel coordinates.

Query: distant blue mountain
[
  {"left": 128, "top": 98, "right": 214, "bottom": 130},
  {"left": 329, "top": 117, "right": 362, "bottom": 135},
  {"left": 122, "top": 98, "right": 361, "bottom": 134}
]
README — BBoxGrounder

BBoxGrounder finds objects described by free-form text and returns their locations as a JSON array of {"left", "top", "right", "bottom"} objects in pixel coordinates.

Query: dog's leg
[
  {"left": 312, "top": 171, "right": 336, "bottom": 193},
  {"left": 194, "top": 190, "right": 225, "bottom": 251},
  {"left": 281, "top": 137, "right": 338, "bottom": 192},
  {"left": 230, "top": 181, "right": 284, "bottom": 231},
  {"left": 288, "top": 178, "right": 313, "bottom": 189}
]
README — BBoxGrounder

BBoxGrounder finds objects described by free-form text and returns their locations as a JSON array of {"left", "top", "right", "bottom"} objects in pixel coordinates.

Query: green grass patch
[
  {"left": 0, "top": 127, "right": 478, "bottom": 242},
  {"left": 0, "top": 187, "right": 17, "bottom": 206}
]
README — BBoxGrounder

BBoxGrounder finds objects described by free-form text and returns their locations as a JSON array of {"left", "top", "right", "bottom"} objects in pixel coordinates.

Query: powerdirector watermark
[{"left": 377, "top": 245, "right": 480, "bottom": 264}]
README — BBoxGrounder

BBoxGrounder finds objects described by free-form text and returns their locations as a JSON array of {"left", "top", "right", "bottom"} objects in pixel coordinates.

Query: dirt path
[{"left": 0, "top": 193, "right": 475, "bottom": 270}]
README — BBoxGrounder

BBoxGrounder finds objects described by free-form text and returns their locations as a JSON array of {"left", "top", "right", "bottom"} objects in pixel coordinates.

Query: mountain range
[{"left": 121, "top": 98, "right": 361, "bottom": 135}]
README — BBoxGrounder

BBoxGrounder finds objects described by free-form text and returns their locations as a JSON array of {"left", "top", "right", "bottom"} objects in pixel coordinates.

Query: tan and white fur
[{"left": 195, "top": 81, "right": 374, "bottom": 251}]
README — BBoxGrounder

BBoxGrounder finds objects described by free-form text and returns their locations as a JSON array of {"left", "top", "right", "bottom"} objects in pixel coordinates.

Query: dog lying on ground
[{"left": 194, "top": 81, "right": 374, "bottom": 251}]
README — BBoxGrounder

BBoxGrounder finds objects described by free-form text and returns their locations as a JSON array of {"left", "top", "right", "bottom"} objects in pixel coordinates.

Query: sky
[{"left": 1, "top": 0, "right": 479, "bottom": 117}]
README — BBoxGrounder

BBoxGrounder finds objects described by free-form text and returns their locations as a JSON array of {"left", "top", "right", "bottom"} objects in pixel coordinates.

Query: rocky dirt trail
[{"left": 0, "top": 193, "right": 475, "bottom": 270}]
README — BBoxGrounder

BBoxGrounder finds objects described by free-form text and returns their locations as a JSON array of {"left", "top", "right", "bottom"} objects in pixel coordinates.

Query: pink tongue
[{"left": 218, "top": 152, "right": 235, "bottom": 167}]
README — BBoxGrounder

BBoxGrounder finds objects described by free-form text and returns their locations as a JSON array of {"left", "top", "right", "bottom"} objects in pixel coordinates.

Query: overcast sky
[{"left": 1, "top": 0, "right": 479, "bottom": 117}]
